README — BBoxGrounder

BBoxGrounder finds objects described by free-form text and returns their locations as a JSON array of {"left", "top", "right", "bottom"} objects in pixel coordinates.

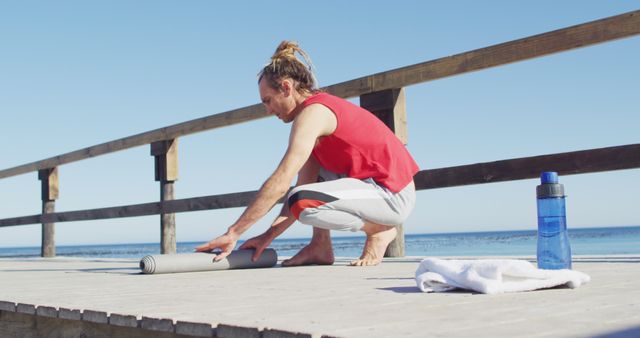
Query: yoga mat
[{"left": 139, "top": 249, "right": 278, "bottom": 274}]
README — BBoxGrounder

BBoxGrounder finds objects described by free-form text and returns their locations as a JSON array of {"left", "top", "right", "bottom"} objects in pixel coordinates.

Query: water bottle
[{"left": 536, "top": 172, "right": 572, "bottom": 270}]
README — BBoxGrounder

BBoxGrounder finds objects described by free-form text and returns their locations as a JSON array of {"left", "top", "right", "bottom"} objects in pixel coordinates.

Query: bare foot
[
  {"left": 350, "top": 225, "right": 397, "bottom": 266},
  {"left": 282, "top": 243, "right": 335, "bottom": 267}
]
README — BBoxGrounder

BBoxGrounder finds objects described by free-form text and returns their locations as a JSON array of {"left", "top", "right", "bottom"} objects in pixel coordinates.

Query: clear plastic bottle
[{"left": 536, "top": 172, "right": 572, "bottom": 270}]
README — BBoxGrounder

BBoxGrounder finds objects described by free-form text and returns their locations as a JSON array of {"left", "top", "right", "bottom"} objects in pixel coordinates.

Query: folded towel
[{"left": 415, "top": 258, "right": 590, "bottom": 294}]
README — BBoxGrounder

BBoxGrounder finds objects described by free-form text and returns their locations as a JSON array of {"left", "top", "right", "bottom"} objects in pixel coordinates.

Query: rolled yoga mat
[{"left": 139, "top": 249, "right": 278, "bottom": 274}]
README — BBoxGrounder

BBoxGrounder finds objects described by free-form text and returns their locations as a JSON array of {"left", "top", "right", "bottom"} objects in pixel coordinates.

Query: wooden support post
[
  {"left": 38, "top": 168, "right": 58, "bottom": 257},
  {"left": 151, "top": 139, "right": 178, "bottom": 254},
  {"left": 360, "top": 88, "right": 408, "bottom": 257}
]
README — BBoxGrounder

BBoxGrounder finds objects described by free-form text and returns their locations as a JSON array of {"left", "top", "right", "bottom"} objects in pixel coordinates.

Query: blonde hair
[{"left": 258, "top": 41, "right": 317, "bottom": 94}]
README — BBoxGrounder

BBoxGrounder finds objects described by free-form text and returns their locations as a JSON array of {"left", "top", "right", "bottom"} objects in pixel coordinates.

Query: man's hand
[
  {"left": 195, "top": 233, "right": 238, "bottom": 262},
  {"left": 239, "top": 230, "right": 275, "bottom": 262}
]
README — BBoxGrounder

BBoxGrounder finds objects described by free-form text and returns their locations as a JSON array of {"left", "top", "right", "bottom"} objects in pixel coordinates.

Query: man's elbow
[
  {"left": 263, "top": 175, "right": 293, "bottom": 197},
  {"left": 276, "top": 180, "right": 293, "bottom": 197}
]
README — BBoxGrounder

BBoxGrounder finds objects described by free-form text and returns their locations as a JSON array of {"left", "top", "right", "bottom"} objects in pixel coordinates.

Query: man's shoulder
[{"left": 295, "top": 104, "right": 337, "bottom": 136}]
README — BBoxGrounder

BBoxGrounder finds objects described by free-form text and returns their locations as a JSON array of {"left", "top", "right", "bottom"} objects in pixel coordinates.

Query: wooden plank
[
  {"left": 160, "top": 182, "right": 176, "bottom": 254},
  {"left": 0, "top": 104, "right": 266, "bottom": 180},
  {"left": 414, "top": 143, "right": 640, "bottom": 190},
  {"left": 41, "top": 201, "right": 55, "bottom": 258},
  {"left": 325, "top": 10, "right": 640, "bottom": 98},
  {"left": 150, "top": 139, "right": 174, "bottom": 156},
  {"left": 151, "top": 139, "right": 178, "bottom": 254},
  {"left": 360, "top": 88, "right": 408, "bottom": 144},
  {"left": 0, "top": 215, "right": 40, "bottom": 227},
  {"left": 2, "top": 144, "right": 636, "bottom": 228},
  {"left": 38, "top": 168, "right": 58, "bottom": 258},
  {"left": 361, "top": 88, "right": 408, "bottom": 257},
  {"left": 0, "top": 309, "right": 200, "bottom": 338},
  {"left": 2, "top": 258, "right": 639, "bottom": 338},
  {"left": 0, "top": 191, "right": 259, "bottom": 227},
  {"left": 151, "top": 139, "right": 179, "bottom": 183},
  {"left": 38, "top": 168, "right": 58, "bottom": 201},
  {"left": 1, "top": 10, "right": 638, "bottom": 181}
]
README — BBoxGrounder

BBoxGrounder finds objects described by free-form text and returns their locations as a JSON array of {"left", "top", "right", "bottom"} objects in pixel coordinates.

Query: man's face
[{"left": 259, "top": 79, "right": 295, "bottom": 123}]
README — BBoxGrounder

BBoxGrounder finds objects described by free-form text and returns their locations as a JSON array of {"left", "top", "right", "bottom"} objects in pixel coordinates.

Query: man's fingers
[
  {"left": 195, "top": 237, "right": 225, "bottom": 252},
  {"left": 195, "top": 242, "right": 216, "bottom": 252},
  {"left": 213, "top": 250, "right": 231, "bottom": 262},
  {"left": 194, "top": 243, "right": 212, "bottom": 252},
  {"left": 238, "top": 241, "right": 253, "bottom": 250},
  {"left": 252, "top": 247, "right": 264, "bottom": 262}
]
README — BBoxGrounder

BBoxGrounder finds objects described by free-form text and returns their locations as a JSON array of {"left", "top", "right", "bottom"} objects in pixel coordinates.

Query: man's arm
[
  {"left": 226, "top": 106, "right": 333, "bottom": 237},
  {"left": 265, "top": 155, "right": 321, "bottom": 238},
  {"left": 238, "top": 155, "right": 321, "bottom": 261},
  {"left": 195, "top": 104, "right": 336, "bottom": 259}
]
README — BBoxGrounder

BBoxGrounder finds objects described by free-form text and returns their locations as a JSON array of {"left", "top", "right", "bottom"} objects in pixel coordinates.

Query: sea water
[{"left": 1, "top": 226, "right": 638, "bottom": 259}]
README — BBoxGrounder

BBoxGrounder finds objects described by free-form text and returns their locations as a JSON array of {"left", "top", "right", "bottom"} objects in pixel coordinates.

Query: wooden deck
[{"left": 1, "top": 255, "right": 639, "bottom": 337}]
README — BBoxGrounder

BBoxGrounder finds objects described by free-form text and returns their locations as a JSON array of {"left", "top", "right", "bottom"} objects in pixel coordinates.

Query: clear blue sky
[{"left": 1, "top": 1, "right": 638, "bottom": 247}]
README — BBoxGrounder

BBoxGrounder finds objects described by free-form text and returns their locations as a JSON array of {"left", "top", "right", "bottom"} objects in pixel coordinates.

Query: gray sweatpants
[{"left": 286, "top": 169, "right": 416, "bottom": 232}]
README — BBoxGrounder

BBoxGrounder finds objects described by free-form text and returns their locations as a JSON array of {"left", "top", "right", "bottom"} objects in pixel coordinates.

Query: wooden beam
[
  {"left": 3, "top": 144, "right": 636, "bottom": 228},
  {"left": 0, "top": 191, "right": 260, "bottom": 227},
  {"left": 360, "top": 88, "right": 408, "bottom": 144},
  {"left": 0, "top": 104, "right": 266, "bottom": 180},
  {"left": 159, "top": 182, "right": 176, "bottom": 254},
  {"left": 414, "top": 143, "right": 640, "bottom": 190},
  {"left": 0, "top": 215, "right": 40, "bottom": 226},
  {"left": 361, "top": 88, "right": 408, "bottom": 257},
  {"left": 38, "top": 168, "right": 59, "bottom": 201},
  {"left": 150, "top": 139, "right": 178, "bottom": 254},
  {"left": 1, "top": 10, "right": 638, "bottom": 180},
  {"left": 38, "top": 168, "right": 58, "bottom": 257},
  {"left": 151, "top": 139, "right": 178, "bottom": 182},
  {"left": 325, "top": 10, "right": 640, "bottom": 98}
]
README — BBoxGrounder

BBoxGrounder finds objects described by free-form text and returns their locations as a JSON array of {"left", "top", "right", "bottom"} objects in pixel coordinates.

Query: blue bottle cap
[{"left": 541, "top": 172, "right": 558, "bottom": 184}]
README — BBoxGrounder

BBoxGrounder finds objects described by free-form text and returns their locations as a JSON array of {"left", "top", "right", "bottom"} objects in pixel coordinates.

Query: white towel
[{"left": 415, "top": 257, "right": 591, "bottom": 294}]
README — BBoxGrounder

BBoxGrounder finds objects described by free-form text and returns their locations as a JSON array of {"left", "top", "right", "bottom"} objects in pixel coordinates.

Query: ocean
[{"left": 1, "top": 226, "right": 638, "bottom": 259}]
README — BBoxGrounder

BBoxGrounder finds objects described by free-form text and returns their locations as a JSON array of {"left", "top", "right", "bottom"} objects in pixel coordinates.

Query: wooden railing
[{"left": 2, "top": 10, "right": 639, "bottom": 257}]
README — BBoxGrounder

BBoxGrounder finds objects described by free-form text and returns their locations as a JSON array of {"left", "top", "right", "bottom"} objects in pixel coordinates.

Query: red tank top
[{"left": 302, "top": 92, "right": 419, "bottom": 193}]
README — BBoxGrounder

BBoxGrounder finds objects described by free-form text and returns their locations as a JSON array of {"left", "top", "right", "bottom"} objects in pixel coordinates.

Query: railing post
[
  {"left": 38, "top": 167, "right": 58, "bottom": 257},
  {"left": 151, "top": 139, "right": 178, "bottom": 254},
  {"left": 360, "top": 88, "right": 408, "bottom": 257}
]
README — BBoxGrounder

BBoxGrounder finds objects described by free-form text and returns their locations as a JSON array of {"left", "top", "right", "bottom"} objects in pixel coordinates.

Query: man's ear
[{"left": 281, "top": 79, "right": 292, "bottom": 96}]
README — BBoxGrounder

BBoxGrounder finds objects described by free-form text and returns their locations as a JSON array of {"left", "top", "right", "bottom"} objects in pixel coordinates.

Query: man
[{"left": 196, "top": 41, "right": 418, "bottom": 266}]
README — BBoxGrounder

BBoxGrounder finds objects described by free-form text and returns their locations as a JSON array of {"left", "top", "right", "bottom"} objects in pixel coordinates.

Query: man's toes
[
  {"left": 350, "top": 257, "right": 382, "bottom": 266},
  {"left": 349, "top": 258, "right": 375, "bottom": 266},
  {"left": 281, "top": 257, "right": 302, "bottom": 267}
]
